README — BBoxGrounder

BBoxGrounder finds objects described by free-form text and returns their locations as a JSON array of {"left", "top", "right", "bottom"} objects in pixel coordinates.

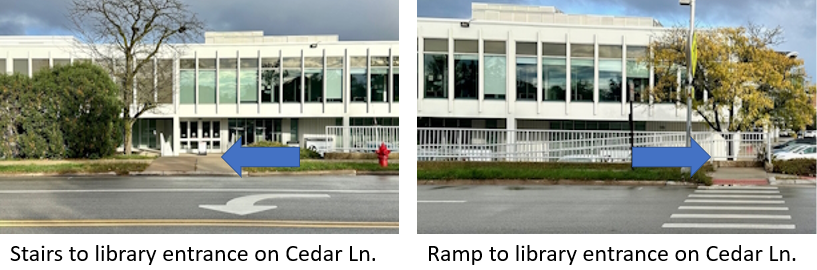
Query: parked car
[
  {"left": 773, "top": 137, "right": 816, "bottom": 150},
  {"left": 773, "top": 144, "right": 810, "bottom": 155},
  {"left": 773, "top": 145, "right": 817, "bottom": 160},
  {"left": 304, "top": 137, "right": 334, "bottom": 157},
  {"left": 804, "top": 130, "right": 817, "bottom": 138}
]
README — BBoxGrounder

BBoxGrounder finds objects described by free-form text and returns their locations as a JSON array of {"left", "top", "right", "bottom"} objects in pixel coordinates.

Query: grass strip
[
  {"left": 0, "top": 162, "right": 149, "bottom": 175},
  {"left": 418, "top": 161, "right": 712, "bottom": 183},
  {"left": 245, "top": 161, "right": 398, "bottom": 172}
]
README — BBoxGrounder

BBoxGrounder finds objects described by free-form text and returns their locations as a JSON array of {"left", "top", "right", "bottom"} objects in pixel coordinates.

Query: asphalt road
[
  {"left": 0, "top": 175, "right": 398, "bottom": 234},
  {"left": 418, "top": 185, "right": 815, "bottom": 234}
]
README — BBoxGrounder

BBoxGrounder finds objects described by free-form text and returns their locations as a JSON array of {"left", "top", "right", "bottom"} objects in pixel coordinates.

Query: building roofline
[{"left": 417, "top": 17, "right": 666, "bottom": 31}]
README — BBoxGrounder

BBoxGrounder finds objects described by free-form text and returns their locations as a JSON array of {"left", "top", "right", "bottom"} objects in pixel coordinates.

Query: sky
[
  {"left": 0, "top": 0, "right": 399, "bottom": 41},
  {"left": 418, "top": 0, "right": 817, "bottom": 80}
]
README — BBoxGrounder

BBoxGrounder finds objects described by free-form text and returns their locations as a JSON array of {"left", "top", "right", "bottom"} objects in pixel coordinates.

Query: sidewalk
[
  {"left": 0, "top": 159, "right": 152, "bottom": 166},
  {"left": 710, "top": 167, "right": 816, "bottom": 186},
  {"left": 143, "top": 155, "right": 390, "bottom": 174}
]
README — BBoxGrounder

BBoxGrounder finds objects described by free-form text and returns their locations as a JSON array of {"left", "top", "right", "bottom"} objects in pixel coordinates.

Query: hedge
[{"left": 772, "top": 158, "right": 816, "bottom": 176}]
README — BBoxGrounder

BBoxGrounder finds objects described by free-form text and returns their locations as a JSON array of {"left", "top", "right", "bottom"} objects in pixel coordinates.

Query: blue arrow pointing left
[
  {"left": 632, "top": 137, "right": 711, "bottom": 177},
  {"left": 221, "top": 137, "right": 300, "bottom": 177}
]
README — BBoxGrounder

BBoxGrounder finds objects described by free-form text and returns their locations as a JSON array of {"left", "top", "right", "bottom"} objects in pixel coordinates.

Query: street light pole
[{"left": 682, "top": 0, "right": 695, "bottom": 147}]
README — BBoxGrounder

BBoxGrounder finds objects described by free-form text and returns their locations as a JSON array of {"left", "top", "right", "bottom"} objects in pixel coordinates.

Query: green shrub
[
  {"left": 300, "top": 148, "right": 322, "bottom": 159},
  {"left": 35, "top": 63, "right": 122, "bottom": 159},
  {"left": 772, "top": 158, "right": 816, "bottom": 176},
  {"left": 247, "top": 141, "right": 287, "bottom": 147}
]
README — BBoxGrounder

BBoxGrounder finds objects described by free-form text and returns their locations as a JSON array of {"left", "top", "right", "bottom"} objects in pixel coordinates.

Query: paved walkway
[
  {"left": 710, "top": 167, "right": 769, "bottom": 185},
  {"left": 143, "top": 155, "right": 387, "bottom": 173}
]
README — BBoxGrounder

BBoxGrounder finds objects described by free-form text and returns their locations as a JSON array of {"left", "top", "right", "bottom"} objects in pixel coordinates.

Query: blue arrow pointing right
[
  {"left": 632, "top": 137, "right": 711, "bottom": 176},
  {"left": 221, "top": 137, "right": 301, "bottom": 177}
]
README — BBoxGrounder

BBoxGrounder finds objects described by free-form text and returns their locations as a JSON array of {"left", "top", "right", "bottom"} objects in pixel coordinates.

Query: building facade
[
  {"left": 417, "top": 2, "right": 712, "bottom": 132},
  {"left": 1, "top": 31, "right": 399, "bottom": 155}
]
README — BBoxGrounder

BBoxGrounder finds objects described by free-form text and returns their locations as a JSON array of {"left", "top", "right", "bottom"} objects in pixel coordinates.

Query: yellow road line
[{"left": 0, "top": 219, "right": 398, "bottom": 229}]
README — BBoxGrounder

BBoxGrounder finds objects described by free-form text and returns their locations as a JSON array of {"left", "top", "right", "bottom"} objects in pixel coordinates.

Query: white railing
[
  {"left": 320, "top": 126, "right": 400, "bottom": 153},
  {"left": 417, "top": 128, "right": 769, "bottom": 162}
]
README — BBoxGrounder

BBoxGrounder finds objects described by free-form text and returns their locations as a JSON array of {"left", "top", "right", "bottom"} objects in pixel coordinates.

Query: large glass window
[
  {"left": 282, "top": 57, "right": 301, "bottom": 102},
  {"left": 350, "top": 56, "right": 367, "bottom": 102},
  {"left": 157, "top": 60, "right": 173, "bottom": 104},
  {"left": 304, "top": 57, "right": 322, "bottom": 102},
  {"left": 542, "top": 43, "right": 566, "bottom": 101},
  {"left": 326, "top": 56, "right": 343, "bottom": 103},
  {"left": 371, "top": 56, "right": 389, "bottom": 102},
  {"left": 571, "top": 44, "right": 594, "bottom": 102},
  {"left": 31, "top": 59, "right": 49, "bottom": 75},
  {"left": 516, "top": 58, "right": 537, "bottom": 100},
  {"left": 516, "top": 42, "right": 537, "bottom": 100},
  {"left": 423, "top": 39, "right": 448, "bottom": 98},
  {"left": 219, "top": 58, "right": 237, "bottom": 104},
  {"left": 261, "top": 57, "right": 280, "bottom": 103},
  {"left": 626, "top": 46, "right": 649, "bottom": 102},
  {"left": 13, "top": 59, "right": 28, "bottom": 76},
  {"left": 392, "top": 56, "right": 399, "bottom": 102},
  {"left": 53, "top": 59, "right": 70, "bottom": 67},
  {"left": 180, "top": 59, "right": 196, "bottom": 104},
  {"left": 240, "top": 58, "right": 258, "bottom": 103},
  {"left": 198, "top": 59, "right": 216, "bottom": 104},
  {"left": 484, "top": 41, "right": 506, "bottom": 100},
  {"left": 305, "top": 68, "right": 323, "bottom": 102},
  {"left": 454, "top": 40, "right": 478, "bottom": 99},
  {"left": 598, "top": 45, "right": 622, "bottom": 102}
]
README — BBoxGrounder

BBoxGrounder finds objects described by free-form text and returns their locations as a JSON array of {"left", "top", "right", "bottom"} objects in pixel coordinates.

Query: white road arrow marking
[{"left": 199, "top": 194, "right": 330, "bottom": 216}]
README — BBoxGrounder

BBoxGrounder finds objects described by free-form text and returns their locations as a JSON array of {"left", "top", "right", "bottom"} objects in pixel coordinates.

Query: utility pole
[{"left": 681, "top": 0, "right": 695, "bottom": 147}]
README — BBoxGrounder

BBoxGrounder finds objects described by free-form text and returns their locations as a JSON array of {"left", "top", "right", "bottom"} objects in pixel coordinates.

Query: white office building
[
  {"left": 417, "top": 2, "right": 710, "bottom": 132},
  {"left": 416, "top": 2, "right": 778, "bottom": 162},
  {"left": 1, "top": 31, "right": 399, "bottom": 155}
]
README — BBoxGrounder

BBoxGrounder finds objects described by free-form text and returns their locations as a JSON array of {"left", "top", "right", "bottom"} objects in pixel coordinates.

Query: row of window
[
  {"left": 1, "top": 56, "right": 400, "bottom": 105},
  {"left": 421, "top": 39, "right": 675, "bottom": 103},
  {"left": 179, "top": 56, "right": 399, "bottom": 104},
  {"left": 0, "top": 57, "right": 175, "bottom": 103}
]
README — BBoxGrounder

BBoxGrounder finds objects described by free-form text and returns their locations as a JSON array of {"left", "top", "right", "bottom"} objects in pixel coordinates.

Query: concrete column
[
  {"left": 172, "top": 116, "right": 181, "bottom": 156},
  {"left": 342, "top": 116, "right": 351, "bottom": 153},
  {"left": 506, "top": 116, "right": 516, "bottom": 161}
]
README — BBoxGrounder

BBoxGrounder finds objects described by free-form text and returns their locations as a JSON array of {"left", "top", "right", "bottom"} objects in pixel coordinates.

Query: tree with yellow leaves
[{"left": 646, "top": 24, "right": 815, "bottom": 133}]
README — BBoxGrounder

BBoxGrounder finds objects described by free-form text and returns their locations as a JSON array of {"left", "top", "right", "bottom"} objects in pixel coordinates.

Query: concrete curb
[
  {"left": 769, "top": 176, "right": 816, "bottom": 186},
  {"left": 0, "top": 172, "right": 119, "bottom": 178},
  {"left": 417, "top": 179, "right": 700, "bottom": 186},
  {"left": 355, "top": 170, "right": 399, "bottom": 176},
  {"left": 0, "top": 170, "right": 392, "bottom": 177},
  {"left": 247, "top": 170, "right": 357, "bottom": 177}
]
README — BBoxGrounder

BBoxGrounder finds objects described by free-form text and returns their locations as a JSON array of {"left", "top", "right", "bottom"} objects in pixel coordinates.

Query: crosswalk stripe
[
  {"left": 670, "top": 214, "right": 791, "bottom": 219},
  {"left": 679, "top": 206, "right": 789, "bottom": 211},
  {"left": 698, "top": 186, "right": 778, "bottom": 190},
  {"left": 684, "top": 199, "right": 785, "bottom": 204},
  {"left": 689, "top": 194, "right": 782, "bottom": 199},
  {"left": 694, "top": 190, "right": 779, "bottom": 194},
  {"left": 662, "top": 223, "right": 795, "bottom": 229}
]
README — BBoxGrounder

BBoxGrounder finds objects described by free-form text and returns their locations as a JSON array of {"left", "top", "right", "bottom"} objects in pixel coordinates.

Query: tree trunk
[{"left": 123, "top": 119, "right": 134, "bottom": 155}]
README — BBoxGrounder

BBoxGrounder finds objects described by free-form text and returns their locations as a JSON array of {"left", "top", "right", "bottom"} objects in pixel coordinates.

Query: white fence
[
  {"left": 319, "top": 126, "right": 400, "bottom": 153},
  {"left": 417, "top": 128, "right": 769, "bottom": 162}
]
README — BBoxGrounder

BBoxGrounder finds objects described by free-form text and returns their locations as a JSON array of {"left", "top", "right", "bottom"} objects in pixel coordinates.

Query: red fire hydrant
[{"left": 376, "top": 142, "right": 390, "bottom": 167}]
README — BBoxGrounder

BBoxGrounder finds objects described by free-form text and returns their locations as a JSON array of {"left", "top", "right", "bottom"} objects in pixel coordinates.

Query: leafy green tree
[
  {"left": 0, "top": 74, "right": 27, "bottom": 158},
  {"left": 17, "top": 70, "right": 64, "bottom": 159},
  {"left": 34, "top": 63, "right": 123, "bottom": 158},
  {"left": 646, "top": 24, "right": 815, "bottom": 132}
]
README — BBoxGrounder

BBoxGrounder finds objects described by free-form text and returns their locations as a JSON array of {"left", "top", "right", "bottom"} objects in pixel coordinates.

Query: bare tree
[{"left": 69, "top": 0, "right": 204, "bottom": 155}]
